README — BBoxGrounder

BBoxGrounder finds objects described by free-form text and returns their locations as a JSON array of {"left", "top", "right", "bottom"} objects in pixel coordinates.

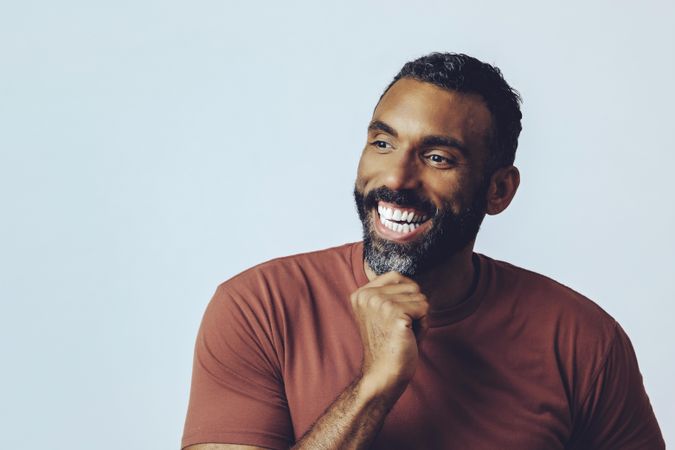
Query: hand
[{"left": 349, "top": 271, "right": 430, "bottom": 397}]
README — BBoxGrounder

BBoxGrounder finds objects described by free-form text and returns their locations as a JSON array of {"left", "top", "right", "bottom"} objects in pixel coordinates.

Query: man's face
[{"left": 354, "top": 78, "right": 494, "bottom": 278}]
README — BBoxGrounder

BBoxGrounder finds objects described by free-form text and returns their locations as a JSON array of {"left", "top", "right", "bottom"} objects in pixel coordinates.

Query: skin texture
[
  {"left": 356, "top": 78, "right": 519, "bottom": 309},
  {"left": 186, "top": 78, "right": 520, "bottom": 450}
]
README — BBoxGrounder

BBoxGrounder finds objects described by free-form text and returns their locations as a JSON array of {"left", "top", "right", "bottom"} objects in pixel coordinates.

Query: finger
[
  {"left": 367, "top": 282, "right": 421, "bottom": 296},
  {"left": 387, "top": 292, "right": 428, "bottom": 305},
  {"left": 388, "top": 296, "right": 429, "bottom": 319},
  {"left": 366, "top": 270, "right": 415, "bottom": 288},
  {"left": 360, "top": 292, "right": 428, "bottom": 311},
  {"left": 351, "top": 290, "right": 426, "bottom": 318},
  {"left": 393, "top": 309, "right": 428, "bottom": 335}
]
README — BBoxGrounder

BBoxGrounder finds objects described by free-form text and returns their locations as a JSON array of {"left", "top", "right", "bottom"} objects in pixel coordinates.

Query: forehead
[{"left": 372, "top": 78, "right": 493, "bottom": 152}]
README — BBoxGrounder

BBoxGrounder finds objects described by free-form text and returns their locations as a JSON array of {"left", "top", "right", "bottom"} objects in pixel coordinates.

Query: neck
[{"left": 364, "top": 244, "right": 477, "bottom": 311}]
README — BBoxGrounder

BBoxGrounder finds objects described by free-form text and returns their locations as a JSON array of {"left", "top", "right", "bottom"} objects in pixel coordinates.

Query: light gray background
[{"left": 1, "top": 1, "right": 673, "bottom": 449}]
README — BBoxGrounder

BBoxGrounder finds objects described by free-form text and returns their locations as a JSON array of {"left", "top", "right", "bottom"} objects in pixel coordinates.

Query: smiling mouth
[{"left": 375, "top": 201, "right": 432, "bottom": 235}]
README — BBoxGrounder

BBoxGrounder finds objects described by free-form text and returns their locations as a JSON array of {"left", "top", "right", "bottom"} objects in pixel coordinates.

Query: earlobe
[{"left": 485, "top": 166, "right": 520, "bottom": 216}]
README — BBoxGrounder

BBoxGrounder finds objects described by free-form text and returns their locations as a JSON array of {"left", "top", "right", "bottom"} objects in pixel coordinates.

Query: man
[{"left": 182, "top": 53, "right": 664, "bottom": 449}]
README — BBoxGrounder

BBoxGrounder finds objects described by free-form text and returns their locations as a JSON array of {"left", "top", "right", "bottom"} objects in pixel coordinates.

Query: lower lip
[{"left": 372, "top": 208, "right": 432, "bottom": 242}]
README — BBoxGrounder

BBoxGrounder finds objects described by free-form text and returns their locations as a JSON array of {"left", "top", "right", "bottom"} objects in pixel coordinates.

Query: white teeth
[
  {"left": 379, "top": 215, "right": 424, "bottom": 234},
  {"left": 377, "top": 203, "right": 431, "bottom": 225}
]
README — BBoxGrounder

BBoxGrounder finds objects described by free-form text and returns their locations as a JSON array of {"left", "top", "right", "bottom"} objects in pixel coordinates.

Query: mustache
[{"left": 360, "top": 186, "right": 437, "bottom": 217}]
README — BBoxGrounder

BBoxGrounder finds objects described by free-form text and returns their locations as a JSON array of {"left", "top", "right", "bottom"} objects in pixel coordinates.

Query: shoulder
[
  {"left": 207, "top": 241, "right": 360, "bottom": 313},
  {"left": 220, "top": 241, "right": 359, "bottom": 291},
  {"left": 479, "top": 255, "right": 631, "bottom": 415},
  {"left": 484, "top": 257, "right": 618, "bottom": 361},
  {"left": 485, "top": 255, "right": 616, "bottom": 322}
]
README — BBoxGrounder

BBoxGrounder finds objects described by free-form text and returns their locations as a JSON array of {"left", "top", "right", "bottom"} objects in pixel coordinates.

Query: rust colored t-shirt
[{"left": 182, "top": 242, "right": 664, "bottom": 449}]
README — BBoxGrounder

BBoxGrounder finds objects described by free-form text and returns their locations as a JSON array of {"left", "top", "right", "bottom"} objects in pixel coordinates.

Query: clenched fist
[{"left": 350, "top": 271, "right": 430, "bottom": 398}]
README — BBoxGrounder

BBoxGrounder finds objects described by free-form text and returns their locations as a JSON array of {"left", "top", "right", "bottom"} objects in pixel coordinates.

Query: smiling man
[{"left": 182, "top": 53, "right": 664, "bottom": 449}]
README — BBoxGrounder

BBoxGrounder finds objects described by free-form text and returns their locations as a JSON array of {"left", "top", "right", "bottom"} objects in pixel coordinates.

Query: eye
[
  {"left": 370, "top": 140, "right": 392, "bottom": 151},
  {"left": 425, "top": 153, "right": 457, "bottom": 168}
]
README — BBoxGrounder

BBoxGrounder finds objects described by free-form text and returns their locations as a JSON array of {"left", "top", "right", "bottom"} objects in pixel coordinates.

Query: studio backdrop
[{"left": 0, "top": 1, "right": 673, "bottom": 449}]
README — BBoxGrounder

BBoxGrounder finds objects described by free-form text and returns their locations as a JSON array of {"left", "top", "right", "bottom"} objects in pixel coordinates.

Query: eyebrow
[
  {"left": 367, "top": 120, "right": 468, "bottom": 156},
  {"left": 368, "top": 120, "right": 398, "bottom": 137},
  {"left": 420, "top": 135, "right": 468, "bottom": 155}
]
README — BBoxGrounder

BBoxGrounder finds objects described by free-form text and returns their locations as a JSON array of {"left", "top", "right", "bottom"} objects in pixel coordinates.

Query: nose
[{"left": 381, "top": 150, "right": 421, "bottom": 191}]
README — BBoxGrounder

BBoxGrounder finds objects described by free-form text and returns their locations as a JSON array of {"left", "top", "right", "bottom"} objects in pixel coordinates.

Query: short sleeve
[
  {"left": 568, "top": 323, "right": 665, "bottom": 449},
  {"left": 181, "top": 283, "right": 294, "bottom": 450}
]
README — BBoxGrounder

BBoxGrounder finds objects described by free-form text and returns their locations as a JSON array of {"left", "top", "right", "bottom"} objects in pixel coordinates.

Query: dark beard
[{"left": 353, "top": 185, "right": 487, "bottom": 279}]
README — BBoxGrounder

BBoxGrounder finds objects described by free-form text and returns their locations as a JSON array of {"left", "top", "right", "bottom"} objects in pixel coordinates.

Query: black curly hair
[{"left": 381, "top": 52, "right": 523, "bottom": 179}]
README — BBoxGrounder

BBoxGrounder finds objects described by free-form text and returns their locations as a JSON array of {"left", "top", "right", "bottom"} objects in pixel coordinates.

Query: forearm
[{"left": 291, "top": 374, "right": 404, "bottom": 450}]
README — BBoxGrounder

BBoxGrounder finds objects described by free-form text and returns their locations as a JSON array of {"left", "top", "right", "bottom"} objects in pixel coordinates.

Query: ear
[{"left": 485, "top": 165, "right": 520, "bottom": 215}]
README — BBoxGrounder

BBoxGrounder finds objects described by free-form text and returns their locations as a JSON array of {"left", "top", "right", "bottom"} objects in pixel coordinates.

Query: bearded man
[{"left": 181, "top": 52, "right": 664, "bottom": 449}]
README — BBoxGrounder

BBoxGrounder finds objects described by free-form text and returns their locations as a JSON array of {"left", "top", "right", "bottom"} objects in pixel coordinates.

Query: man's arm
[
  {"left": 290, "top": 374, "right": 402, "bottom": 449},
  {"left": 184, "top": 374, "right": 400, "bottom": 450},
  {"left": 289, "top": 271, "right": 428, "bottom": 449},
  {"left": 181, "top": 282, "right": 295, "bottom": 450},
  {"left": 567, "top": 323, "right": 665, "bottom": 449},
  {"left": 184, "top": 271, "right": 428, "bottom": 450}
]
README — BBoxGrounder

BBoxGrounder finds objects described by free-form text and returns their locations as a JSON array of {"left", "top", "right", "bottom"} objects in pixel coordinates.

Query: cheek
[
  {"left": 429, "top": 178, "right": 470, "bottom": 214},
  {"left": 354, "top": 165, "right": 366, "bottom": 192},
  {"left": 355, "top": 151, "right": 377, "bottom": 190}
]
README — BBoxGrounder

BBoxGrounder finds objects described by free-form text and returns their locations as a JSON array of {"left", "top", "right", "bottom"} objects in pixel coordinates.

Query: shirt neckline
[{"left": 349, "top": 241, "right": 489, "bottom": 327}]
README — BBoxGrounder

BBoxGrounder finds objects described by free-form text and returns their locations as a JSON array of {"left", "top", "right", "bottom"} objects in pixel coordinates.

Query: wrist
[{"left": 357, "top": 370, "right": 409, "bottom": 406}]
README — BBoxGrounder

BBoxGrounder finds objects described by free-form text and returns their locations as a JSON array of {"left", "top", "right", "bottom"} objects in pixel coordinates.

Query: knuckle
[
  {"left": 380, "top": 299, "right": 394, "bottom": 314},
  {"left": 352, "top": 290, "right": 369, "bottom": 308},
  {"left": 396, "top": 317, "right": 410, "bottom": 329},
  {"left": 367, "top": 294, "right": 382, "bottom": 308}
]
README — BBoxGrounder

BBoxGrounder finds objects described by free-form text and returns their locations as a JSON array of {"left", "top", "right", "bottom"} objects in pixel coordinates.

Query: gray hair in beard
[{"left": 353, "top": 185, "right": 487, "bottom": 278}]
